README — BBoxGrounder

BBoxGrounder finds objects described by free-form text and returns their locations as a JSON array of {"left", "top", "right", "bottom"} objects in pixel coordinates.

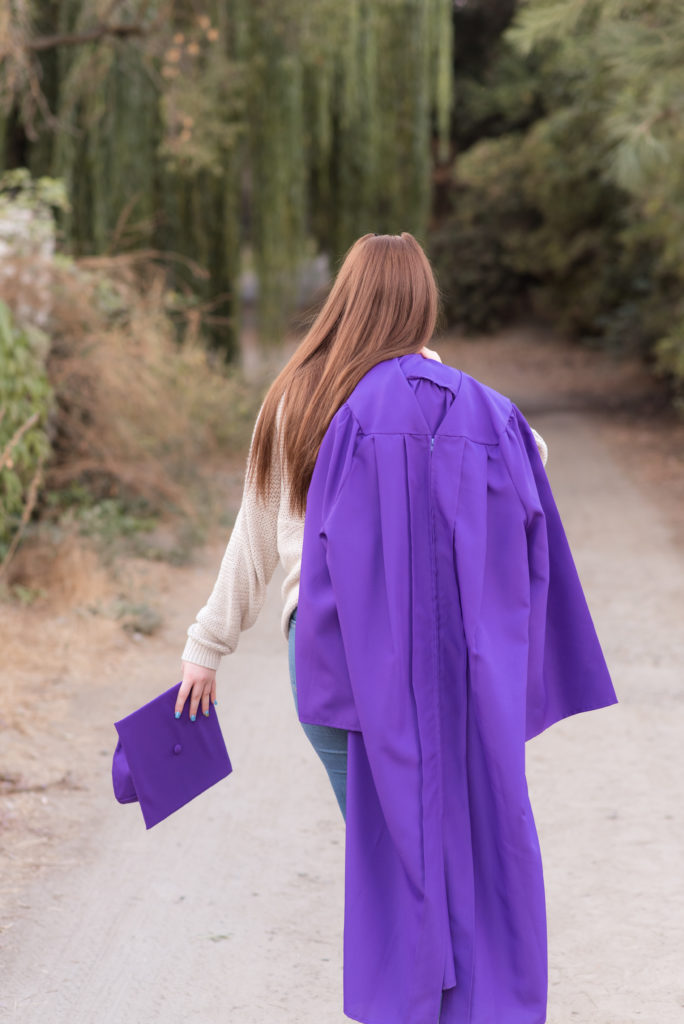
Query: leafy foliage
[
  {"left": 0, "top": 300, "right": 54, "bottom": 566},
  {"left": 1, "top": 0, "right": 455, "bottom": 350},
  {"left": 430, "top": 0, "right": 684, "bottom": 404},
  {"left": 0, "top": 165, "right": 266, "bottom": 576}
]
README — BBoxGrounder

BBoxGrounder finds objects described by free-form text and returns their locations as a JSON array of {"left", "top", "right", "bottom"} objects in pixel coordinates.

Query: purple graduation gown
[{"left": 294, "top": 351, "right": 618, "bottom": 1024}]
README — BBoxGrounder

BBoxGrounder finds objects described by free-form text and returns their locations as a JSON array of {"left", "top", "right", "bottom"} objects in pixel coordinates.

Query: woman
[
  {"left": 175, "top": 232, "right": 616, "bottom": 1024},
  {"left": 173, "top": 232, "right": 548, "bottom": 806}
]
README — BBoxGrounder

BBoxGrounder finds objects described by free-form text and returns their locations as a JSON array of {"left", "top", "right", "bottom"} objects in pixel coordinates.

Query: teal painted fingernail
[
  {"left": 203, "top": 710, "right": 210, "bottom": 717},
  {"left": 213, "top": 699, "right": 218, "bottom": 706},
  {"left": 190, "top": 714, "right": 196, "bottom": 722},
  {"left": 174, "top": 711, "right": 180, "bottom": 719}
]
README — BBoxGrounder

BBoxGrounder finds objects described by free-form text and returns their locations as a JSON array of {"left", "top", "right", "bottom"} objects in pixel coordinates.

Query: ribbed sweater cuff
[{"left": 181, "top": 638, "right": 223, "bottom": 671}]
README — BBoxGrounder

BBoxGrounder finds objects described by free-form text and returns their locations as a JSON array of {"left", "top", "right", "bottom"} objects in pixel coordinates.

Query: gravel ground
[{"left": 1, "top": 328, "right": 683, "bottom": 1023}]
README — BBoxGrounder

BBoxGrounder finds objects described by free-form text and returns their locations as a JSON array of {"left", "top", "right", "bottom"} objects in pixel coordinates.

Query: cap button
[{"left": 173, "top": 743, "right": 182, "bottom": 755}]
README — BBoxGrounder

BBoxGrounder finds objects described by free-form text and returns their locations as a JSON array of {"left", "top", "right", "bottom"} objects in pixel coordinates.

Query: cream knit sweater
[{"left": 181, "top": 370, "right": 549, "bottom": 672}]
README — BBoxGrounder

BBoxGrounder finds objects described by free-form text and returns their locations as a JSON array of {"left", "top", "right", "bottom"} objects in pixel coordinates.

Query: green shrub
[
  {"left": 430, "top": 111, "right": 663, "bottom": 356},
  {"left": 430, "top": 0, "right": 684, "bottom": 408},
  {"left": 0, "top": 301, "right": 54, "bottom": 566}
]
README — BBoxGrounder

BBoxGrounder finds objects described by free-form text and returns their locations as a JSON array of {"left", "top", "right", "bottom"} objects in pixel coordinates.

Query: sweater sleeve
[
  {"left": 180, "top": 400, "right": 282, "bottom": 670},
  {"left": 530, "top": 426, "right": 548, "bottom": 467}
]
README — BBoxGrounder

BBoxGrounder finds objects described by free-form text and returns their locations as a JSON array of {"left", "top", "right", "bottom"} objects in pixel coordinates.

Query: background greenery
[
  {"left": 1, "top": 0, "right": 683, "bottom": 593},
  {"left": 429, "top": 0, "right": 684, "bottom": 404},
  {"left": 1, "top": 0, "right": 454, "bottom": 354}
]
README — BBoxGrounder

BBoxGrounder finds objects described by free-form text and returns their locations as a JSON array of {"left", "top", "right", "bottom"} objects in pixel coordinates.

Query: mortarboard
[{"left": 112, "top": 681, "right": 232, "bottom": 829}]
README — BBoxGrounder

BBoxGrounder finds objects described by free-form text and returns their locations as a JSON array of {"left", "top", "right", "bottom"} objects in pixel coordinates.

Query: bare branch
[
  {"left": 0, "top": 450, "right": 46, "bottom": 579},
  {"left": 27, "top": 22, "right": 149, "bottom": 52},
  {"left": 77, "top": 248, "right": 211, "bottom": 280},
  {"left": 0, "top": 410, "right": 40, "bottom": 471}
]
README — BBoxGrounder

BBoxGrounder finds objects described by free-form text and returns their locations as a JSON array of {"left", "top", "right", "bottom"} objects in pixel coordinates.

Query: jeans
[
  {"left": 288, "top": 607, "right": 348, "bottom": 821},
  {"left": 288, "top": 609, "right": 445, "bottom": 1020}
]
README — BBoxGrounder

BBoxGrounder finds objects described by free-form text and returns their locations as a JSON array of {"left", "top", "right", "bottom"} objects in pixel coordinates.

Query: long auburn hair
[{"left": 246, "top": 231, "right": 441, "bottom": 518}]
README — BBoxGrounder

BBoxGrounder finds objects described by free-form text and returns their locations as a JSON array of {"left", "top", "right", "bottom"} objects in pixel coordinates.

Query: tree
[{"left": 1, "top": 0, "right": 455, "bottom": 357}]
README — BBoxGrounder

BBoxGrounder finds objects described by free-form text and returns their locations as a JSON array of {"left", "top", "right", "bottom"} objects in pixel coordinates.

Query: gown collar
[
  {"left": 346, "top": 351, "right": 506, "bottom": 445},
  {"left": 396, "top": 351, "right": 464, "bottom": 438}
]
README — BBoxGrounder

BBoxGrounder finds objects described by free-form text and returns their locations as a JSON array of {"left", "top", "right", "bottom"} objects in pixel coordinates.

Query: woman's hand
[
  {"left": 175, "top": 661, "right": 217, "bottom": 721},
  {"left": 420, "top": 345, "right": 442, "bottom": 363}
]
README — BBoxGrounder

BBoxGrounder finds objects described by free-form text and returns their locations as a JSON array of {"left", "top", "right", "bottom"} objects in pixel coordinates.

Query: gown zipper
[{"left": 428, "top": 430, "right": 455, "bottom": 1004}]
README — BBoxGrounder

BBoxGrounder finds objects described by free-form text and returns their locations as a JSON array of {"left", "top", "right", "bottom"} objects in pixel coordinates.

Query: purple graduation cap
[{"left": 112, "top": 681, "right": 232, "bottom": 829}]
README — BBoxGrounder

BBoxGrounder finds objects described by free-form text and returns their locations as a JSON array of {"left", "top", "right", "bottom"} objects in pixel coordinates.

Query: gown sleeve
[
  {"left": 294, "top": 402, "right": 365, "bottom": 730},
  {"left": 500, "top": 403, "right": 618, "bottom": 741}
]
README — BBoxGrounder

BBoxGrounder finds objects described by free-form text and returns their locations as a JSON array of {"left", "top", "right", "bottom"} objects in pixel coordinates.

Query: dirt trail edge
[{"left": 2, "top": 335, "right": 684, "bottom": 1024}]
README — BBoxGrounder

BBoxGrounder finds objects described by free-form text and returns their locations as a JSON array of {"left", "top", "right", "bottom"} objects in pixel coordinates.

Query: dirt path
[{"left": 2, "top": 329, "right": 683, "bottom": 1023}]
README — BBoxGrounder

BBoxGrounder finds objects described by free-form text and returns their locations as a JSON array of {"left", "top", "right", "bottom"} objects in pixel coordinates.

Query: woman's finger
[
  {"left": 211, "top": 677, "right": 217, "bottom": 705},
  {"left": 176, "top": 662, "right": 216, "bottom": 719},
  {"left": 188, "top": 682, "right": 204, "bottom": 722},
  {"left": 174, "top": 676, "right": 194, "bottom": 718}
]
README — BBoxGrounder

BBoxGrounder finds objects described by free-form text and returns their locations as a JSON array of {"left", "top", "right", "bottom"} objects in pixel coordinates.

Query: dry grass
[
  {"left": 0, "top": 250, "right": 263, "bottom": 606},
  {"left": 42, "top": 254, "right": 259, "bottom": 510}
]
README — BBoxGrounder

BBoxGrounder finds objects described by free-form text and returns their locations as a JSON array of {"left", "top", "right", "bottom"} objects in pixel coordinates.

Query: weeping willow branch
[{"left": 4, "top": 0, "right": 456, "bottom": 354}]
